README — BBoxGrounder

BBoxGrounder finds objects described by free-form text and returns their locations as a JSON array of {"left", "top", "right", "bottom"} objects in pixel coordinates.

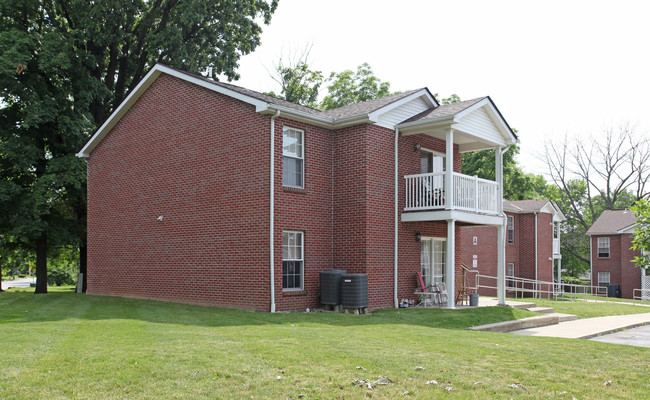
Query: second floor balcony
[{"left": 404, "top": 172, "right": 499, "bottom": 215}]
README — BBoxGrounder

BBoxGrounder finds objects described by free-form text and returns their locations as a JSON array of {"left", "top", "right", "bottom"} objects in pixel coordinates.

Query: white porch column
[
  {"left": 446, "top": 219, "right": 456, "bottom": 309},
  {"left": 445, "top": 129, "right": 454, "bottom": 210},
  {"left": 495, "top": 146, "right": 506, "bottom": 306},
  {"left": 556, "top": 221, "right": 562, "bottom": 287}
]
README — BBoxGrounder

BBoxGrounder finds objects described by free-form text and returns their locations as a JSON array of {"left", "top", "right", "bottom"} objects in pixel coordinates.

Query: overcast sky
[{"left": 233, "top": 0, "right": 649, "bottom": 177}]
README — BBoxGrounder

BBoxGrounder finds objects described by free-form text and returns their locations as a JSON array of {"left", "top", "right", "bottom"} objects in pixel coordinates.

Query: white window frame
[
  {"left": 420, "top": 237, "right": 446, "bottom": 287},
  {"left": 597, "top": 237, "right": 610, "bottom": 258},
  {"left": 282, "top": 230, "right": 304, "bottom": 290},
  {"left": 507, "top": 215, "right": 514, "bottom": 244},
  {"left": 597, "top": 272, "right": 610, "bottom": 285},
  {"left": 507, "top": 263, "right": 515, "bottom": 287},
  {"left": 282, "top": 127, "right": 304, "bottom": 188}
]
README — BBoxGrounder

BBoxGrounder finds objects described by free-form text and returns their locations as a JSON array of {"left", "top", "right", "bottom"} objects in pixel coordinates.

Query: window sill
[
  {"left": 282, "top": 186, "right": 307, "bottom": 195},
  {"left": 282, "top": 289, "right": 307, "bottom": 296}
]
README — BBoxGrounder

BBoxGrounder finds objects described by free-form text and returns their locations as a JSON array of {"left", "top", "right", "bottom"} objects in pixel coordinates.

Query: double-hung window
[
  {"left": 507, "top": 263, "right": 515, "bottom": 287},
  {"left": 598, "top": 272, "right": 610, "bottom": 286},
  {"left": 283, "top": 127, "right": 304, "bottom": 188},
  {"left": 282, "top": 231, "right": 303, "bottom": 290},
  {"left": 597, "top": 237, "right": 610, "bottom": 258},
  {"left": 507, "top": 216, "right": 514, "bottom": 243}
]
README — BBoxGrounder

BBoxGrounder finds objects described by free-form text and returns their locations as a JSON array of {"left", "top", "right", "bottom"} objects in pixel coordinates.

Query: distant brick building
[
  {"left": 460, "top": 200, "right": 565, "bottom": 297},
  {"left": 78, "top": 64, "right": 519, "bottom": 311},
  {"left": 587, "top": 210, "right": 647, "bottom": 299}
]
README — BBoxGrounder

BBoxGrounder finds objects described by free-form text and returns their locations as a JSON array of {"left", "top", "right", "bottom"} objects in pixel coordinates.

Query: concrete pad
[{"left": 511, "top": 312, "right": 650, "bottom": 339}]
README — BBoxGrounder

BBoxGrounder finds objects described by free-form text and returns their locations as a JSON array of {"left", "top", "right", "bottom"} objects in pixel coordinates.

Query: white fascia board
[
  {"left": 367, "top": 89, "right": 437, "bottom": 123},
  {"left": 396, "top": 116, "right": 455, "bottom": 134},
  {"left": 618, "top": 224, "right": 637, "bottom": 234},
  {"left": 77, "top": 64, "right": 271, "bottom": 158},
  {"left": 263, "top": 105, "right": 334, "bottom": 128},
  {"left": 76, "top": 67, "right": 163, "bottom": 157}
]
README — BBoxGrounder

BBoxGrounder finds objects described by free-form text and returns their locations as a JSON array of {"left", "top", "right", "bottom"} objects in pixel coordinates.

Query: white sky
[{"left": 233, "top": 0, "right": 650, "bottom": 177}]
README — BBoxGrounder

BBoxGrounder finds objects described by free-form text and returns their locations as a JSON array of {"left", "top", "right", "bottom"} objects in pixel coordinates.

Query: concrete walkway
[
  {"left": 0, "top": 277, "right": 35, "bottom": 290},
  {"left": 511, "top": 312, "right": 650, "bottom": 339}
]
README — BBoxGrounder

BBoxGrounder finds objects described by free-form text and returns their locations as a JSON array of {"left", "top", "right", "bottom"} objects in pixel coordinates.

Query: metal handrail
[{"left": 475, "top": 273, "right": 608, "bottom": 301}]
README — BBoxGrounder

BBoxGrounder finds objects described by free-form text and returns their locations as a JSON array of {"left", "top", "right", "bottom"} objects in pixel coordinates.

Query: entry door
[
  {"left": 420, "top": 238, "right": 446, "bottom": 287},
  {"left": 420, "top": 150, "right": 446, "bottom": 206}
]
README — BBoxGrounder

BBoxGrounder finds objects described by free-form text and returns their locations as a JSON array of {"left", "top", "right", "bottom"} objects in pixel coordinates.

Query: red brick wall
[
  {"left": 274, "top": 117, "right": 334, "bottom": 311},
  {"left": 87, "top": 72, "right": 472, "bottom": 311},
  {"left": 87, "top": 74, "right": 273, "bottom": 310},
  {"left": 591, "top": 234, "right": 642, "bottom": 299},
  {"left": 460, "top": 211, "right": 556, "bottom": 297}
]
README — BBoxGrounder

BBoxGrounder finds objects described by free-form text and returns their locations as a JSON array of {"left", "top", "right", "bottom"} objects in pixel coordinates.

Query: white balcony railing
[{"left": 404, "top": 172, "right": 499, "bottom": 214}]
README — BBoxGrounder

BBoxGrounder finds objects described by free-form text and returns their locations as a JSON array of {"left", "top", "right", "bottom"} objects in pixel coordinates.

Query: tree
[
  {"left": 631, "top": 198, "right": 650, "bottom": 268},
  {"left": 265, "top": 60, "right": 324, "bottom": 108},
  {"left": 0, "top": 0, "right": 278, "bottom": 293},
  {"left": 320, "top": 63, "right": 393, "bottom": 110},
  {"left": 542, "top": 125, "right": 648, "bottom": 270}
]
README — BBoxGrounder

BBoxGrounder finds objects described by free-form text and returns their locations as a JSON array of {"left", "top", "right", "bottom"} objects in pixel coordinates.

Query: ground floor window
[
  {"left": 420, "top": 238, "right": 446, "bottom": 287},
  {"left": 597, "top": 272, "right": 610, "bottom": 286},
  {"left": 282, "top": 231, "right": 303, "bottom": 290}
]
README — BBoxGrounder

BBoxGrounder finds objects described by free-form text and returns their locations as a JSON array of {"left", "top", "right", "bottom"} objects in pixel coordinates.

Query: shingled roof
[
  {"left": 587, "top": 210, "right": 638, "bottom": 235},
  {"left": 163, "top": 64, "right": 427, "bottom": 123},
  {"left": 402, "top": 97, "right": 487, "bottom": 123}
]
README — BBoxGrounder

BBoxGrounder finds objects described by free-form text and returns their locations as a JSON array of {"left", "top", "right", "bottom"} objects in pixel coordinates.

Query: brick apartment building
[
  {"left": 587, "top": 210, "right": 647, "bottom": 299},
  {"left": 77, "top": 64, "right": 519, "bottom": 311},
  {"left": 460, "top": 200, "right": 565, "bottom": 297}
]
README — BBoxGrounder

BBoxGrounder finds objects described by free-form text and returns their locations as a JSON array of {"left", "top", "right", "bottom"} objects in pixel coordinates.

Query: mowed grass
[
  {"left": 1, "top": 288, "right": 649, "bottom": 399},
  {"left": 530, "top": 297, "right": 650, "bottom": 319}
]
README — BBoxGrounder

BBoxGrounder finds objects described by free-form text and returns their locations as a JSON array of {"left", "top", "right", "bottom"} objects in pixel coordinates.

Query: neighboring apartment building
[
  {"left": 460, "top": 200, "right": 565, "bottom": 297},
  {"left": 77, "top": 64, "right": 519, "bottom": 312},
  {"left": 587, "top": 210, "right": 646, "bottom": 299}
]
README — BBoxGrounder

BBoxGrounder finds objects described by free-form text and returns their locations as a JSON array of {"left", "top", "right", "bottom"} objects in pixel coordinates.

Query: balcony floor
[{"left": 401, "top": 209, "right": 504, "bottom": 226}]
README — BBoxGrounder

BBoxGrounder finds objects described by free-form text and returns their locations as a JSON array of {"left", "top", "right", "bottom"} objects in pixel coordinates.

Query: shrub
[{"left": 47, "top": 269, "right": 76, "bottom": 286}]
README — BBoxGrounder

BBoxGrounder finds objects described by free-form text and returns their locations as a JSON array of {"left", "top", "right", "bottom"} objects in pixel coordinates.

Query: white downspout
[
  {"left": 534, "top": 212, "right": 538, "bottom": 297},
  {"left": 270, "top": 110, "right": 280, "bottom": 313},
  {"left": 589, "top": 236, "right": 593, "bottom": 289},
  {"left": 394, "top": 128, "right": 399, "bottom": 308}
]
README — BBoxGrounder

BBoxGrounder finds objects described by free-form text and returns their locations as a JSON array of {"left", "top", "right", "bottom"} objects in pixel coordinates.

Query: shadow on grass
[{"left": 0, "top": 288, "right": 530, "bottom": 330}]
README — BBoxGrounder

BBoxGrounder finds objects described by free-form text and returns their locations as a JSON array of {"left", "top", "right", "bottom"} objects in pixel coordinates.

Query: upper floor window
[
  {"left": 507, "top": 263, "right": 515, "bottom": 287},
  {"left": 283, "top": 127, "right": 304, "bottom": 188},
  {"left": 597, "top": 237, "right": 610, "bottom": 258},
  {"left": 507, "top": 216, "right": 514, "bottom": 243},
  {"left": 420, "top": 149, "right": 445, "bottom": 174}
]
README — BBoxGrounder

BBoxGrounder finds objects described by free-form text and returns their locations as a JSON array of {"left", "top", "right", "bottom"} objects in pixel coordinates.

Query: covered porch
[{"left": 397, "top": 97, "right": 519, "bottom": 308}]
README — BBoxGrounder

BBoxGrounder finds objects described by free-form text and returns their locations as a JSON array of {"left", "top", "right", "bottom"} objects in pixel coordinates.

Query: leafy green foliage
[
  {"left": 630, "top": 198, "right": 650, "bottom": 268},
  {"left": 320, "top": 63, "right": 393, "bottom": 110},
  {"left": 0, "top": 0, "right": 278, "bottom": 292},
  {"left": 265, "top": 61, "right": 324, "bottom": 108}
]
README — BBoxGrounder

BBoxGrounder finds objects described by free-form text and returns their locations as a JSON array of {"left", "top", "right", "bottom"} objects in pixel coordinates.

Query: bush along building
[{"left": 78, "top": 64, "right": 519, "bottom": 311}]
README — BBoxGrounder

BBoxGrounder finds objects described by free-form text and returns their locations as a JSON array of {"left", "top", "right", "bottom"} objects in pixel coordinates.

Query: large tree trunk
[
  {"left": 79, "top": 241, "right": 87, "bottom": 292},
  {"left": 34, "top": 234, "right": 48, "bottom": 294}
]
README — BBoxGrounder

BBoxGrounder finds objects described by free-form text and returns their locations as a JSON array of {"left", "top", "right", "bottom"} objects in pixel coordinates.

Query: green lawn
[
  {"left": 1, "top": 288, "right": 649, "bottom": 399},
  {"left": 522, "top": 297, "right": 650, "bottom": 319}
]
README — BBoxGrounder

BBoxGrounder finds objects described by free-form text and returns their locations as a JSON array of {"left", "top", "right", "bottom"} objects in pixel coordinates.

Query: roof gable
[
  {"left": 396, "top": 97, "right": 519, "bottom": 152},
  {"left": 587, "top": 210, "right": 638, "bottom": 235}
]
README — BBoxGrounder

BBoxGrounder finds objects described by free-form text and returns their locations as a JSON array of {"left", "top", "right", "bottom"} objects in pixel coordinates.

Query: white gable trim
[
  {"left": 77, "top": 64, "right": 270, "bottom": 158},
  {"left": 368, "top": 89, "right": 437, "bottom": 128},
  {"left": 453, "top": 98, "right": 518, "bottom": 145}
]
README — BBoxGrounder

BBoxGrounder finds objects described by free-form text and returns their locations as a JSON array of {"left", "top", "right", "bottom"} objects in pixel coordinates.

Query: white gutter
[
  {"left": 270, "top": 110, "right": 280, "bottom": 313},
  {"left": 394, "top": 128, "right": 399, "bottom": 308}
]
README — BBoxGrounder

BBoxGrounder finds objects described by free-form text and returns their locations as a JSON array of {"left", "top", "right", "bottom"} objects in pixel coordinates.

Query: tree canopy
[
  {"left": 266, "top": 61, "right": 394, "bottom": 110},
  {"left": 0, "top": 0, "right": 278, "bottom": 292},
  {"left": 630, "top": 199, "right": 650, "bottom": 268}
]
